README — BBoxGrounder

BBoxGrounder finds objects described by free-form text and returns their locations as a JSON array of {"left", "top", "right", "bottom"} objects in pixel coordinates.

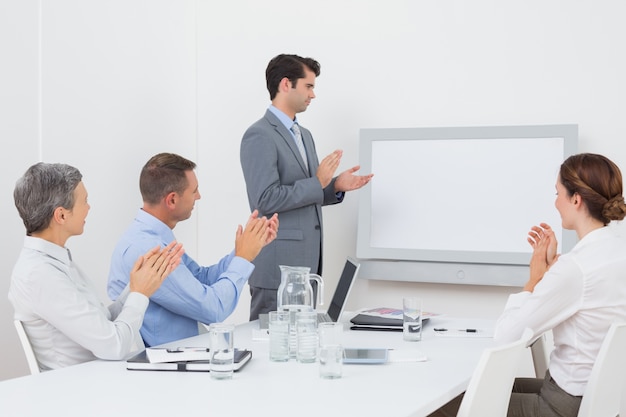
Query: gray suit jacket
[{"left": 240, "top": 109, "right": 342, "bottom": 290}]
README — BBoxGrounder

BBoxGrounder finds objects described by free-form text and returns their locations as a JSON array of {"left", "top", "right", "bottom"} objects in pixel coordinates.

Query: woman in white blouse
[
  {"left": 493, "top": 153, "right": 626, "bottom": 416},
  {"left": 9, "top": 162, "right": 184, "bottom": 371},
  {"left": 430, "top": 153, "right": 626, "bottom": 417}
]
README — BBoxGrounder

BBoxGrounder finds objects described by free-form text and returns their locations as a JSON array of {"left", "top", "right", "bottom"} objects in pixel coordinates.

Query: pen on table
[
  {"left": 166, "top": 347, "right": 210, "bottom": 353},
  {"left": 434, "top": 328, "right": 478, "bottom": 333}
]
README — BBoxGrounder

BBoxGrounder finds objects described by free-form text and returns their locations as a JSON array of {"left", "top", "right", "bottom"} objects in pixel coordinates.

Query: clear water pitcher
[{"left": 277, "top": 265, "right": 324, "bottom": 358}]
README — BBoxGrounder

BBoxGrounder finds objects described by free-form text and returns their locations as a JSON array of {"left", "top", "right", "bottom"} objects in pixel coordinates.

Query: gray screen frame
[{"left": 356, "top": 124, "right": 578, "bottom": 287}]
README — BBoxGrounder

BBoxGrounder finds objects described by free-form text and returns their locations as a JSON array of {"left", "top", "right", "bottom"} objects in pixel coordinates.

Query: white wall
[{"left": 2, "top": 0, "right": 625, "bottom": 381}]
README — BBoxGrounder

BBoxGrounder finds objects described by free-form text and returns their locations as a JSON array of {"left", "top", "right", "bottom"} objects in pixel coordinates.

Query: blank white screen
[{"left": 369, "top": 137, "right": 564, "bottom": 262}]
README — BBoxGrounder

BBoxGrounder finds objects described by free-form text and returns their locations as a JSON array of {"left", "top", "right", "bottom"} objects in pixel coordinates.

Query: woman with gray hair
[{"left": 9, "top": 162, "right": 184, "bottom": 371}]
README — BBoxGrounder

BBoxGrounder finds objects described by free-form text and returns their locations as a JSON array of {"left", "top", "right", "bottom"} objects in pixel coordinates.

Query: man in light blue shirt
[{"left": 108, "top": 153, "right": 278, "bottom": 346}]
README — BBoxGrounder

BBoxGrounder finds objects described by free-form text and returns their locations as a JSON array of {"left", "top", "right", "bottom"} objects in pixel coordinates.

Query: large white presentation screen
[
  {"left": 371, "top": 137, "right": 562, "bottom": 260},
  {"left": 356, "top": 125, "right": 578, "bottom": 285}
]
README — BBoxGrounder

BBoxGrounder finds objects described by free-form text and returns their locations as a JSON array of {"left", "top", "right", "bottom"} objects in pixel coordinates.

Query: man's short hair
[
  {"left": 266, "top": 54, "right": 321, "bottom": 100},
  {"left": 14, "top": 162, "right": 82, "bottom": 235},
  {"left": 140, "top": 153, "right": 197, "bottom": 205}
]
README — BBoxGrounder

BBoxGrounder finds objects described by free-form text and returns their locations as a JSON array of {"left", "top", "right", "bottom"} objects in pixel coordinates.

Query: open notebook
[
  {"left": 259, "top": 257, "right": 360, "bottom": 328},
  {"left": 350, "top": 308, "right": 439, "bottom": 331}
]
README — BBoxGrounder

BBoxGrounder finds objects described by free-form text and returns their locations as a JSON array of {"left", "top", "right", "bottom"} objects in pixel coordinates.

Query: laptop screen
[{"left": 326, "top": 258, "right": 360, "bottom": 322}]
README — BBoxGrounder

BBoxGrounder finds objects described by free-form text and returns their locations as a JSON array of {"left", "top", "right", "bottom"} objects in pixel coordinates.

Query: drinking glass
[
  {"left": 269, "top": 311, "right": 290, "bottom": 362},
  {"left": 403, "top": 297, "right": 422, "bottom": 342},
  {"left": 296, "top": 311, "right": 318, "bottom": 363},
  {"left": 209, "top": 323, "right": 235, "bottom": 379}
]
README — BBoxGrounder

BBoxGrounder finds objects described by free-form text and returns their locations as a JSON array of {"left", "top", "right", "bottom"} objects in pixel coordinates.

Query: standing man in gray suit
[{"left": 240, "top": 54, "right": 373, "bottom": 320}]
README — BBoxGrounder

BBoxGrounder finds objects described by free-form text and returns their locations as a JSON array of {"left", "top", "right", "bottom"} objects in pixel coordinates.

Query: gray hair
[{"left": 14, "top": 162, "right": 83, "bottom": 235}]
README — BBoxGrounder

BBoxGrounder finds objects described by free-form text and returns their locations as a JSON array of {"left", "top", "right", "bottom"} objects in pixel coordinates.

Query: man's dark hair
[
  {"left": 265, "top": 54, "right": 321, "bottom": 100},
  {"left": 140, "top": 153, "right": 196, "bottom": 205}
]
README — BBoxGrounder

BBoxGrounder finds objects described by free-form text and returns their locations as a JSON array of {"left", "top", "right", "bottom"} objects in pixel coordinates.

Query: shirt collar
[
  {"left": 572, "top": 225, "right": 614, "bottom": 250},
  {"left": 23, "top": 236, "right": 72, "bottom": 266},
  {"left": 268, "top": 105, "right": 298, "bottom": 131},
  {"left": 135, "top": 209, "right": 177, "bottom": 242}
]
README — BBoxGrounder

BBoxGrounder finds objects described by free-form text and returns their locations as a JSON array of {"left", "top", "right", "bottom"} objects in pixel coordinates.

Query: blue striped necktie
[{"left": 291, "top": 122, "right": 308, "bottom": 170}]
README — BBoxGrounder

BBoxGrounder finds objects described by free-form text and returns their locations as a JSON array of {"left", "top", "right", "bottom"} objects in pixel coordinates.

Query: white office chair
[
  {"left": 13, "top": 320, "right": 40, "bottom": 375},
  {"left": 621, "top": 382, "right": 626, "bottom": 417},
  {"left": 456, "top": 328, "right": 533, "bottom": 417},
  {"left": 530, "top": 331, "right": 551, "bottom": 378},
  {"left": 576, "top": 322, "right": 626, "bottom": 417}
]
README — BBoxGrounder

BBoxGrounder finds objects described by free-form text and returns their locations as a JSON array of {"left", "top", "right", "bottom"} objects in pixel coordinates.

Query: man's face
[
  {"left": 173, "top": 170, "right": 201, "bottom": 222},
  {"left": 286, "top": 67, "right": 316, "bottom": 114}
]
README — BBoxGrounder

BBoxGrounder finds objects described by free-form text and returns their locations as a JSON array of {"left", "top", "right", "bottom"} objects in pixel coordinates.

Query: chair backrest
[
  {"left": 577, "top": 322, "right": 626, "bottom": 417},
  {"left": 13, "top": 320, "right": 40, "bottom": 375},
  {"left": 530, "top": 331, "right": 550, "bottom": 378},
  {"left": 456, "top": 328, "right": 533, "bottom": 417},
  {"left": 621, "top": 381, "right": 626, "bottom": 417}
]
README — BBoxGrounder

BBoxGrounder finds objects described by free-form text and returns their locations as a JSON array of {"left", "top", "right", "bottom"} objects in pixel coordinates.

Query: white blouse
[
  {"left": 9, "top": 236, "right": 147, "bottom": 371},
  {"left": 494, "top": 226, "right": 626, "bottom": 396}
]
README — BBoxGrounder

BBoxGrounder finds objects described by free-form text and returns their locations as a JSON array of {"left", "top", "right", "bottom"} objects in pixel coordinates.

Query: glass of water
[
  {"left": 209, "top": 323, "right": 235, "bottom": 379},
  {"left": 403, "top": 297, "right": 422, "bottom": 342},
  {"left": 319, "top": 345, "right": 344, "bottom": 379},
  {"left": 296, "top": 311, "right": 318, "bottom": 363},
  {"left": 269, "top": 311, "right": 290, "bottom": 362}
]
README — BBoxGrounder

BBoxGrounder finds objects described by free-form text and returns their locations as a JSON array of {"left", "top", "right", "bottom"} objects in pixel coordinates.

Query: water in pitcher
[{"left": 277, "top": 265, "right": 324, "bottom": 358}]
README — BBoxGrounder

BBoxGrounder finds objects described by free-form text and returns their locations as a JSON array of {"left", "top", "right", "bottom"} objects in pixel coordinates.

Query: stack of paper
[{"left": 146, "top": 347, "right": 211, "bottom": 363}]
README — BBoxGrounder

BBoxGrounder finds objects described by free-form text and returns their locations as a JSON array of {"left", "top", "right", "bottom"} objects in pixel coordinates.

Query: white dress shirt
[
  {"left": 494, "top": 226, "right": 626, "bottom": 396},
  {"left": 9, "top": 236, "right": 148, "bottom": 371}
]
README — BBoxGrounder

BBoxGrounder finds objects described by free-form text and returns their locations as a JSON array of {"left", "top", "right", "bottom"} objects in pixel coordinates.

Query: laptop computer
[
  {"left": 316, "top": 257, "right": 360, "bottom": 323},
  {"left": 259, "top": 257, "right": 360, "bottom": 328}
]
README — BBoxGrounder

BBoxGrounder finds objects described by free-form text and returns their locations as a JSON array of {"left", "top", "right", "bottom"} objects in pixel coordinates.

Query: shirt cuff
[
  {"left": 229, "top": 256, "right": 255, "bottom": 276},
  {"left": 126, "top": 291, "right": 150, "bottom": 311},
  {"left": 505, "top": 291, "right": 531, "bottom": 309}
]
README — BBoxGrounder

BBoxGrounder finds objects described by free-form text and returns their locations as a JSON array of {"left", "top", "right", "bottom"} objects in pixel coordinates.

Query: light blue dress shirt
[
  {"left": 107, "top": 209, "right": 254, "bottom": 346},
  {"left": 268, "top": 104, "right": 299, "bottom": 137},
  {"left": 267, "top": 105, "right": 344, "bottom": 200}
]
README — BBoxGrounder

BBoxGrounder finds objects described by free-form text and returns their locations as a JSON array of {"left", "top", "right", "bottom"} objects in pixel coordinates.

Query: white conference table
[{"left": 0, "top": 315, "right": 495, "bottom": 417}]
